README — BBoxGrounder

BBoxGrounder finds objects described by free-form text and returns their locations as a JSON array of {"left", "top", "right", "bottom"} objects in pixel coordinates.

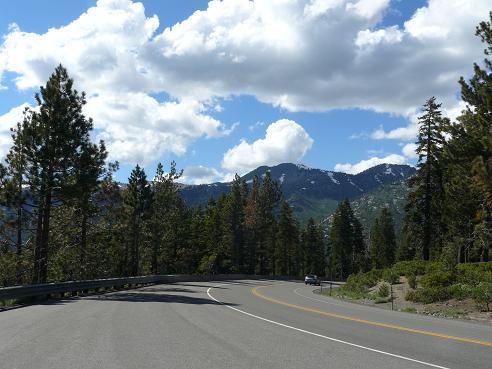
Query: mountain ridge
[{"left": 179, "top": 163, "right": 415, "bottom": 226}]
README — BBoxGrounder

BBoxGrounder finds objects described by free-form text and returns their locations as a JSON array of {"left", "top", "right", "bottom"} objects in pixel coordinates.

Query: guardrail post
[{"left": 390, "top": 283, "right": 394, "bottom": 311}]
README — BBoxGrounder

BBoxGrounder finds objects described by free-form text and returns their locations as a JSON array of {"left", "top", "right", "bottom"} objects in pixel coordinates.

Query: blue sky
[{"left": 0, "top": 0, "right": 486, "bottom": 183}]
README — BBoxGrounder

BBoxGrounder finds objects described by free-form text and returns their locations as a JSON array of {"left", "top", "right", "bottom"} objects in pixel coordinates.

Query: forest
[{"left": 0, "top": 13, "right": 492, "bottom": 288}]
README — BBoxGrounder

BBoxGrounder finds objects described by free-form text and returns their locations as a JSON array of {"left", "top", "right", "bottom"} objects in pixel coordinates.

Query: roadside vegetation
[{"left": 320, "top": 260, "right": 492, "bottom": 320}]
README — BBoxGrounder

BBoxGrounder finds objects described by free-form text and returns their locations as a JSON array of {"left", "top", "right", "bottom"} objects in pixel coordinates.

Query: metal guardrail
[
  {"left": 321, "top": 280, "right": 345, "bottom": 285},
  {"left": 0, "top": 274, "right": 252, "bottom": 301},
  {"left": 0, "top": 274, "right": 333, "bottom": 302}
]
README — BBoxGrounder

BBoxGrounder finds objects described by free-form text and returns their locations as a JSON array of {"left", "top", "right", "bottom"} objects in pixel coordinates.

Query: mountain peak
[{"left": 180, "top": 162, "right": 415, "bottom": 209}]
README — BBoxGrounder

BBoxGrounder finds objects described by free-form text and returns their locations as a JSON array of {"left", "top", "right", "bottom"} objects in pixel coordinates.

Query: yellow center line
[{"left": 251, "top": 284, "right": 492, "bottom": 348}]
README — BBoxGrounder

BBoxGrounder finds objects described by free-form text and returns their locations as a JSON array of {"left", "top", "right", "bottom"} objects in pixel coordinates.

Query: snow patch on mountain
[{"left": 328, "top": 172, "right": 340, "bottom": 185}]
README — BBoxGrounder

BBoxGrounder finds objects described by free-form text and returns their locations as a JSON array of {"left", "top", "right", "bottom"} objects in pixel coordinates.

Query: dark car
[{"left": 304, "top": 274, "right": 320, "bottom": 285}]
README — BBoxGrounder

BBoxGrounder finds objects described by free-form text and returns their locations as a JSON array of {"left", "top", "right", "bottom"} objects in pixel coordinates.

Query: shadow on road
[{"left": 85, "top": 291, "right": 237, "bottom": 306}]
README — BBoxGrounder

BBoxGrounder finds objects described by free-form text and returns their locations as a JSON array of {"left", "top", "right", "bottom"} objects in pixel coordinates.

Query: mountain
[
  {"left": 322, "top": 179, "right": 412, "bottom": 235},
  {"left": 180, "top": 163, "right": 415, "bottom": 225}
]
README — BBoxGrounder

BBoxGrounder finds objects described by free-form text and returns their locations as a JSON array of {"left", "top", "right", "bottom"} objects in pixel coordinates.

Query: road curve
[{"left": 0, "top": 280, "right": 491, "bottom": 369}]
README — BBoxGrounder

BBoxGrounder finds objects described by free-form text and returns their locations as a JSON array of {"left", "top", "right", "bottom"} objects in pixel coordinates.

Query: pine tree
[
  {"left": 244, "top": 175, "right": 260, "bottom": 274},
  {"left": 275, "top": 201, "right": 300, "bottom": 275},
  {"left": 405, "top": 97, "right": 447, "bottom": 260},
  {"left": 257, "top": 171, "right": 281, "bottom": 274},
  {"left": 456, "top": 12, "right": 492, "bottom": 262},
  {"left": 221, "top": 175, "right": 247, "bottom": 273},
  {"left": 123, "top": 165, "right": 152, "bottom": 276},
  {"left": 301, "top": 218, "right": 325, "bottom": 276},
  {"left": 147, "top": 162, "right": 182, "bottom": 274},
  {"left": 329, "top": 200, "right": 366, "bottom": 279},
  {"left": 370, "top": 208, "right": 396, "bottom": 268},
  {"left": 16, "top": 65, "right": 101, "bottom": 283},
  {"left": 2, "top": 109, "right": 32, "bottom": 283}
]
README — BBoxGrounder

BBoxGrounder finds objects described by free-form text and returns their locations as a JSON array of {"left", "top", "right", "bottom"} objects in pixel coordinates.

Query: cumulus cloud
[
  {"left": 0, "top": 0, "right": 230, "bottom": 164},
  {"left": 0, "top": 103, "right": 31, "bottom": 157},
  {"left": 84, "top": 93, "right": 226, "bottom": 163},
  {"left": 371, "top": 123, "right": 419, "bottom": 141},
  {"left": 402, "top": 143, "right": 418, "bottom": 159},
  {"left": 181, "top": 165, "right": 225, "bottom": 184},
  {"left": 222, "top": 119, "right": 313, "bottom": 174},
  {"left": 143, "top": 0, "right": 485, "bottom": 114},
  {"left": 0, "top": 0, "right": 488, "bottom": 164},
  {"left": 334, "top": 153, "right": 407, "bottom": 174}
]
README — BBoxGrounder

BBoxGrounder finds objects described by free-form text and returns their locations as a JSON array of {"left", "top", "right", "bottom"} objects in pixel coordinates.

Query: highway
[{"left": 0, "top": 280, "right": 491, "bottom": 369}]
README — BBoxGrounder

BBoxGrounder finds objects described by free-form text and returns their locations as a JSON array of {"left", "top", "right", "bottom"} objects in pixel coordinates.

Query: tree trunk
[
  {"left": 79, "top": 204, "right": 88, "bottom": 279},
  {"left": 39, "top": 189, "right": 52, "bottom": 283},
  {"left": 32, "top": 181, "right": 46, "bottom": 284}
]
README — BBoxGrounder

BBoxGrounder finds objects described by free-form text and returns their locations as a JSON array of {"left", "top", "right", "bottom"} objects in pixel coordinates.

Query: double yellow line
[{"left": 251, "top": 284, "right": 492, "bottom": 348}]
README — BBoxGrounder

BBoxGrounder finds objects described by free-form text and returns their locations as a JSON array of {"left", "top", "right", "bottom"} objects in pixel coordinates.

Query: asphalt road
[{"left": 1, "top": 280, "right": 491, "bottom": 369}]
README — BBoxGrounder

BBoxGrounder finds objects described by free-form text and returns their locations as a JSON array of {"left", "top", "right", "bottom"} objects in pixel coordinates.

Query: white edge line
[{"left": 207, "top": 283, "right": 449, "bottom": 369}]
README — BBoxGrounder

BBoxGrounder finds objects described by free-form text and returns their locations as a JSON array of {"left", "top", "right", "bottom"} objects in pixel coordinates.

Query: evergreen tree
[
  {"left": 123, "top": 165, "right": 152, "bottom": 276},
  {"left": 456, "top": 12, "right": 492, "bottom": 262},
  {"left": 370, "top": 208, "right": 396, "bottom": 268},
  {"left": 257, "top": 172, "right": 281, "bottom": 274},
  {"left": 15, "top": 65, "right": 102, "bottom": 283},
  {"left": 405, "top": 97, "right": 447, "bottom": 260},
  {"left": 147, "top": 161, "right": 182, "bottom": 274},
  {"left": 301, "top": 218, "right": 325, "bottom": 276},
  {"left": 244, "top": 175, "right": 260, "bottom": 274},
  {"left": 221, "top": 175, "right": 247, "bottom": 273},
  {"left": 329, "top": 200, "right": 366, "bottom": 279},
  {"left": 275, "top": 201, "right": 300, "bottom": 275}
]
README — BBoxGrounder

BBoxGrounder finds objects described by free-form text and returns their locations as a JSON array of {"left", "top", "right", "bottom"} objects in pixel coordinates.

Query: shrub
[
  {"left": 456, "top": 263, "right": 492, "bottom": 286},
  {"left": 393, "top": 260, "right": 428, "bottom": 276},
  {"left": 402, "top": 306, "right": 417, "bottom": 313},
  {"left": 374, "top": 296, "right": 391, "bottom": 304},
  {"left": 405, "top": 287, "right": 451, "bottom": 304},
  {"left": 448, "top": 283, "right": 471, "bottom": 301},
  {"left": 344, "top": 269, "right": 382, "bottom": 293},
  {"left": 420, "top": 271, "right": 455, "bottom": 289},
  {"left": 377, "top": 283, "right": 390, "bottom": 298},
  {"left": 382, "top": 269, "right": 399, "bottom": 284},
  {"left": 472, "top": 282, "right": 492, "bottom": 311},
  {"left": 407, "top": 274, "right": 417, "bottom": 289},
  {"left": 405, "top": 289, "right": 419, "bottom": 302}
]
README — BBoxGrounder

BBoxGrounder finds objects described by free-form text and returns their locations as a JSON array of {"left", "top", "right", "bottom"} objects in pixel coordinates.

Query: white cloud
[
  {"left": 371, "top": 123, "right": 419, "bottom": 141},
  {"left": 222, "top": 119, "right": 313, "bottom": 174},
  {"left": 335, "top": 153, "right": 407, "bottom": 174},
  {"left": 143, "top": 0, "right": 485, "bottom": 114},
  {"left": 181, "top": 165, "right": 224, "bottom": 184},
  {"left": 84, "top": 93, "right": 229, "bottom": 164},
  {"left": 0, "top": 0, "right": 489, "bottom": 164},
  {"left": 0, "top": 0, "right": 229, "bottom": 164},
  {"left": 0, "top": 103, "right": 31, "bottom": 157},
  {"left": 402, "top": 143, "right": 418, "bottom": 159}
]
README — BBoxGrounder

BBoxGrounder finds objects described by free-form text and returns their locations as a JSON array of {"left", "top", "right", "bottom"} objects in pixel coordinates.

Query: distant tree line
[
  {"left": 0, "top": 68, "right": 326, "bottom": 285},
  {"left": 1, "top": 14, "right": 492, "bottom": 287}
]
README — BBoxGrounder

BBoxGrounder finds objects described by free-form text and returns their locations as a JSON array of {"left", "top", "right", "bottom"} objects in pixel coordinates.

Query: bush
[
  {"left": 407, "top": 274, "right": 417, "bottom": 289},
  {"left": 393, "top": 260, "right": 428, "bottom": 276},
  {"left": 405, "top": 287, "right": 451, "bottom": 304},
  {"left": 456, "top": 263, "right": 492, "bottom": 286},
  {"left": 472, "top": 282, "right": 492, "bottom": 311},
  {"left": 420, "top": 271, "right": 455, "bottom": 289},
  {"left": 448, "top": 283, "right": 471, "bottom": 301},
  {"left": 382, "top": 269, "right": 399, "bottom": 284},
  {"left": 402, "top": 306, "right": 417, "bottom": 313},
  {"left": 377, "top": 283, "right": 390, "bottom": 298},
  {"left": 344, "top": 269, "right": 382, "bottom": 293}
]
